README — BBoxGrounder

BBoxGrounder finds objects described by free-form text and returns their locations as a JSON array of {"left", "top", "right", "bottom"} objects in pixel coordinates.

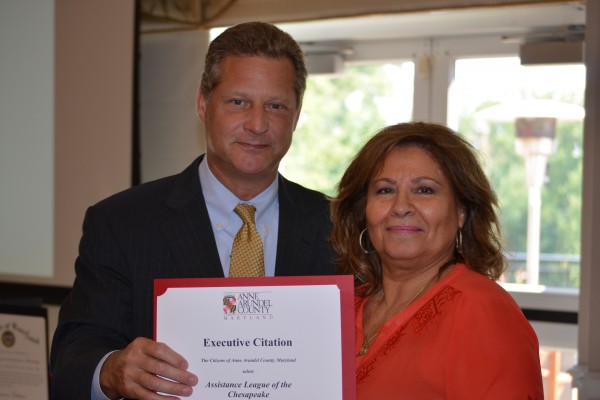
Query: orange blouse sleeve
[{"left": 444, "top": 288, "right": 544, "bottom": 400}]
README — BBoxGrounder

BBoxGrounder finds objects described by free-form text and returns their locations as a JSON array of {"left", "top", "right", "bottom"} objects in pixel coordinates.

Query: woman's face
[{"left": 365, "top": 146, "right": 465, "bottom": 271}]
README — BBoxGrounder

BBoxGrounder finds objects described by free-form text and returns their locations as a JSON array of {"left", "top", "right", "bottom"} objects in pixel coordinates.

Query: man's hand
[{"left": 100, "top": 337, "right": 198, "bottom": 400}]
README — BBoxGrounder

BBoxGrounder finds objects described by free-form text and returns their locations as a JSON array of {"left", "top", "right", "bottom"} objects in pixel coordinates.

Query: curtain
[{"left": 139, "top": 0, "right": 582, "bottom": 29}]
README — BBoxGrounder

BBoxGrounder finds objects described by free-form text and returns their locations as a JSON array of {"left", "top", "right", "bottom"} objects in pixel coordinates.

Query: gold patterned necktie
[{"left": 229, "top": 204, "right": 264, "bottom": 277}]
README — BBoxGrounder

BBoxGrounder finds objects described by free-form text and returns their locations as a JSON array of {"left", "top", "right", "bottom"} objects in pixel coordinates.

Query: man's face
[{"left": 197, "top": 55, "right": 301, "bottom": 193}]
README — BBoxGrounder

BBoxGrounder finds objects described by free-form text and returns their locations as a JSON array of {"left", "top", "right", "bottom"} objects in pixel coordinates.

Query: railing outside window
[{"left": 506, "top": 252, "right": 580, "bottom": 288}]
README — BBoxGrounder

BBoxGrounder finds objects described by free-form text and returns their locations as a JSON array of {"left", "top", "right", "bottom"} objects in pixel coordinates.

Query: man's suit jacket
[{"left": 50, "top": 155, "right": 335, "bottom": 399}]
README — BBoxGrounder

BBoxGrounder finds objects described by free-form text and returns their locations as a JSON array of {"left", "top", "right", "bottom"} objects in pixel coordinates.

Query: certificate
[
  {"left": 0, "top": 305, "right": 49, "bottom": 400},
  {"left": 154, "top": 275, "right": 355, "bottom": 399}
]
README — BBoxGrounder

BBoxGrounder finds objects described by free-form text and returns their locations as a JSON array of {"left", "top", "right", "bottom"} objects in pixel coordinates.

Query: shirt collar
[{"left": 199, "top": 156, "right": 278, "bottom": 221}]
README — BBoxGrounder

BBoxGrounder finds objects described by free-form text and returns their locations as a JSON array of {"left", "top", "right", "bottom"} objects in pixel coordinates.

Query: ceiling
[{"left": 275, "top": 3, "right": 586, "bottom": 43}]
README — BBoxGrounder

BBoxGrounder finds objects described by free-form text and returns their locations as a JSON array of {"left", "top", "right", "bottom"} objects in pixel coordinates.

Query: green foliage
[
  {"left": 540, "top": 121, "right": 583, "bottom": 255},
  {"left": 281, "top": 65, "right": 397, "bottom": 196},
  {"left": 459, "top": 113, "right": 583, "bottom": 288}
]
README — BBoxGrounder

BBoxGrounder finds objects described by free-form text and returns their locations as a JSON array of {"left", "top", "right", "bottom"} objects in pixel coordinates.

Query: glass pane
[
  {"left": 448, "top": 57, "right": 585, "bottom": 289},
  {"left": 281, "top": 62, "right": 415, "bottom": 196}
]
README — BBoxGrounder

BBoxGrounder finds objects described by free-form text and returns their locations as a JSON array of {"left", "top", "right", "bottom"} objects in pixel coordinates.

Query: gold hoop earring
[
  {"left": 456, "top": 229, "right": 463, "bottom": 254},
  {"left": 359, "top": 228, "right": 375, "bottom": 254}
]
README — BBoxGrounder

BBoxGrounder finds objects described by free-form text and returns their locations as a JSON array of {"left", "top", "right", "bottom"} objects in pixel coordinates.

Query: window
[
  {"left": 280, "top": 62, "right": 415, "bottom": 196},
  {"left": 287, "top": 45, "right": 585, "bottom": 292},
  {"left": 448, "top": 58, "right": 585, "bottom": 290}
]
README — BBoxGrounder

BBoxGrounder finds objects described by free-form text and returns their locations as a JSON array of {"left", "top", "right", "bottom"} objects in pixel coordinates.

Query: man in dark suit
[{"left": 50, "top": 22, "right": 335, "bottom": 400}]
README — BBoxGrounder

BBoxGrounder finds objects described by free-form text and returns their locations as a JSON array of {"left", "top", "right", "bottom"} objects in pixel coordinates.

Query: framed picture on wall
[{"left": 0, "top": 304, "right": 49, "bottom": 400}]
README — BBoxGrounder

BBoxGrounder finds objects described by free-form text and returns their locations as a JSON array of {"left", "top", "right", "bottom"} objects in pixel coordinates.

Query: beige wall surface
[{"left": 53, "top": 0, "right": 135, "bottom": 287}]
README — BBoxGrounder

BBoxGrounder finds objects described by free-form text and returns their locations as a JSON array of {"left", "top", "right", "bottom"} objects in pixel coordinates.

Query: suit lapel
[
  {"left": 161, "top": 156, "right": 224, "bottom": 278},
  {"left": 275, "top": 176, "right": 321, "bottom": 276}
]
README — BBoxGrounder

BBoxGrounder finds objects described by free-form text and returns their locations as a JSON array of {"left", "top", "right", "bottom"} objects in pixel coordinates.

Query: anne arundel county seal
[{"left": 222, "top": 291, "right": 274, "bottom": 320}]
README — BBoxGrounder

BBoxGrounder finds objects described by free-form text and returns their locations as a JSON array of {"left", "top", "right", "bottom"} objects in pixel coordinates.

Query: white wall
[{"left": 0, "top": 1, "right": 54, "bottom": 279}]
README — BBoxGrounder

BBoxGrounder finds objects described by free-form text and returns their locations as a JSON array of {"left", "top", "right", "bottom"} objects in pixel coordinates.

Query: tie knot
[{"left": 234, "top": 204, "right": 256, "bottom": 224}]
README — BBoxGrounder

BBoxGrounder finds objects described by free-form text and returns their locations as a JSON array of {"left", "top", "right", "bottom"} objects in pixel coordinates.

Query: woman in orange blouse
[{"left": 331, "top": 122, "right": 544, "bottom": 399}]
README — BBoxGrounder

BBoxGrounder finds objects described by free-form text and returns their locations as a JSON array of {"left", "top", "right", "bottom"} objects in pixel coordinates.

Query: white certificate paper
[
  {"left": 154, "top": 276, "right": 355, "bottom": 400},
  {"left": 0, "top": 306, "right": 49, "bottom": 400}
]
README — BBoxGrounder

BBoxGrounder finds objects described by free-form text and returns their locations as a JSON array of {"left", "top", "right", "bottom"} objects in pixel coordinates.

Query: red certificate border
[{"left": 154, "top": 275, "right": 355, "bottom": 400}]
